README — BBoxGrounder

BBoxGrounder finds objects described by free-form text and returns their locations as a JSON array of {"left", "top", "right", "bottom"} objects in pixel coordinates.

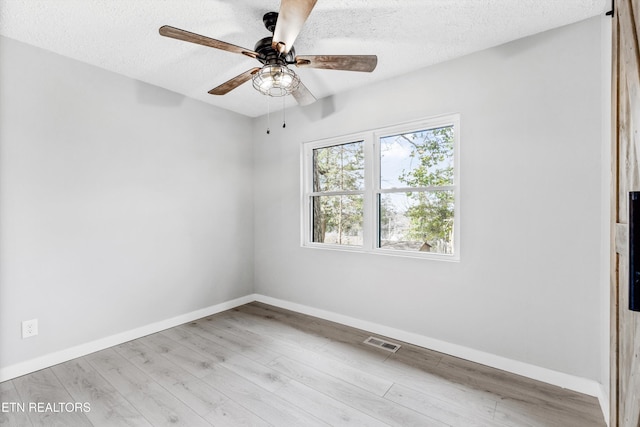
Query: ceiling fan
[{"left": 159, "top": 0, "right": 377, "bottom": 106}]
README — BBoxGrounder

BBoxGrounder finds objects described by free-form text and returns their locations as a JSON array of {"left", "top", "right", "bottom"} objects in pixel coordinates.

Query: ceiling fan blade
[
  {"left": 295, "top": 55, "right": 378, "bottom": 72},
  {"left": 292, "top": 80, "right": 316, "bottom": 106},
  {"left": 209, "top": 68, "right": 261, "bottom": 95},
  {"left": 159, "top": 25, "right": 258, "bottom": 59},
  {"left": 272, "top": 0, "right": 318, "bottom": 54}
]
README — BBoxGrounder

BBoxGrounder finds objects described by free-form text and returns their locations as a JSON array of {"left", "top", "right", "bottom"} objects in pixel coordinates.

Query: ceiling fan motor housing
[{"left": 254, "top": 36, "right": 295, "bottom": 66}]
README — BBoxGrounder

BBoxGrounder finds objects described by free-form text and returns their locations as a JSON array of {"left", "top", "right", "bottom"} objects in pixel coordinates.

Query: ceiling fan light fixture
[{"left": 252, "top": 64, "right": 300, "bottom": 97}]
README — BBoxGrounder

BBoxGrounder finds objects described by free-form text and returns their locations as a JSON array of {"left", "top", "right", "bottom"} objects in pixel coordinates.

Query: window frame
[{"left": 301, "top": 114, "right": 460, "bottom": 261}]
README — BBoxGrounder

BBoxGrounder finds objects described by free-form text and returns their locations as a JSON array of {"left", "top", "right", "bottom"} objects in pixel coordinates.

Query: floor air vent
[{"left": 363, "top": 336, "right": 401, "bottom": 353}]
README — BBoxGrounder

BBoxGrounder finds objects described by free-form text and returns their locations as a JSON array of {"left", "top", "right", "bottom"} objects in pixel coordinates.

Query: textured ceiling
[{"left": 0, "top": 0, "right": 607, "bottom": 117}]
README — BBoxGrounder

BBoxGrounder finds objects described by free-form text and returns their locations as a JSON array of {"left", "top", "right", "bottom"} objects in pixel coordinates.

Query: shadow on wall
[
  {"left": 491, "top": 23, "right": 555, "bottom": 60},
  {"left": 299, "top": 94, "right": 337, "bottom": 122},
  {"left": 135, "top": 81, "right": 185, "bottom": 107}
]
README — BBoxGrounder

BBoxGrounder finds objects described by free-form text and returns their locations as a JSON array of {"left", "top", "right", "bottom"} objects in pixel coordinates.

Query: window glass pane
[
  {"left": 313, "top": 141, "right": 364, "bottom": 192},
  {"left": 380, "top": 126, "right": 454, "bottom": 189},
  {"left": 312, "top": 195, "right": 363, "bottom": 246},
  {"left": 379, "top": 191, "right": 454, "bottom": 254}
]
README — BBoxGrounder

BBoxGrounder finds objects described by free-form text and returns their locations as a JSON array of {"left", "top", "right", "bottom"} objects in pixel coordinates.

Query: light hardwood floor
[{"left": 0, "top": 302, "right": 605, "bottom": 426}]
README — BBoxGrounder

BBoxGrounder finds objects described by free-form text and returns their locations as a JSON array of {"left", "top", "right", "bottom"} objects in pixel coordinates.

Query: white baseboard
[
  {"left": 0, "top": 295, "right": 254, "bottom": 382},
  {"left": 253, "top": 294, "right": 604, "bottom": 399},
  {"left": 0, "top": 292, "right": 610, "bottom": 426}
]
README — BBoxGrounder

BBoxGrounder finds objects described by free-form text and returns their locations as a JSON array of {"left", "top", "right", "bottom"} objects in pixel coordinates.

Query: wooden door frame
[{"left": 611, "top": 0, "right": 640, "bottom": 425}]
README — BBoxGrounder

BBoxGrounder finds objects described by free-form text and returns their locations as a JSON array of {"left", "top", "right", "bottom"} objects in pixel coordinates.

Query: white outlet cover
[{"left": 22, "top": 319, "right": 38, "bottom": 338}]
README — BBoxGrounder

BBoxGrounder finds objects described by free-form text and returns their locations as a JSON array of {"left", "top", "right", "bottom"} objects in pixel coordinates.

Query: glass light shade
[{"left": 252, "top": 64, "right": 300, "bottom": 97}]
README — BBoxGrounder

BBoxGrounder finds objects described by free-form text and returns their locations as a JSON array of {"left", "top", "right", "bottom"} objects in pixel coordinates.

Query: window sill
[{"left": 301, "top": 242, "right": 460, "bottom": 262}]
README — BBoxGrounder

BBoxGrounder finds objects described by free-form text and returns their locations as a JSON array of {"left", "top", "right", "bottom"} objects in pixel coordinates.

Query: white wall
[
  {"left": 253, "top": 17, "right": 606, "bottom": 382},
  {"left": 599, "top": 14, "right": 612, "bottom": 416},
  {"left": 0, "top": 37, "right": 254, "bottom": 370}
]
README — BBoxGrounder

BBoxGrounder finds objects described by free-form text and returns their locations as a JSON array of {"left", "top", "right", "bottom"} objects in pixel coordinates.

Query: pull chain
[
  {"left": 282, "top": 96, "right": 286, "bottom": 128},
  {"left": 266, "top": 95, "right": 271, "bottom": 135}
]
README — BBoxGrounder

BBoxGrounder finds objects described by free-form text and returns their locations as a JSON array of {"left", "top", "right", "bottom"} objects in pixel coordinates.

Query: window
[
  {"left": 311, "top": 141, "right": 365, "bottom": 246},
  {"left": 302, "top": 114, "right": 459, "bottom": 260}
]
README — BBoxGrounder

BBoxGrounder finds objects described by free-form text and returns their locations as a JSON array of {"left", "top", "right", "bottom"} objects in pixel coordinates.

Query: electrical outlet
[{"left": 22, "top": 319, "right": 38, "bottom": 338}]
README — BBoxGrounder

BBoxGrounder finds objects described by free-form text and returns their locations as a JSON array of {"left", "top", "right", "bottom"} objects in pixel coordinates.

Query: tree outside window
[
  {"left": 312, "top": 141, "right": 364, "bottom": 246},
  {"left": 379, "top": 125, "right": 454, "bottom": 254}
]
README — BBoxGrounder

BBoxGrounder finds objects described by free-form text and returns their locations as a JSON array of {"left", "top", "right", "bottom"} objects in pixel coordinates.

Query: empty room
[{"left": 0, "top": 0, "right": 636, "bottom": 426}]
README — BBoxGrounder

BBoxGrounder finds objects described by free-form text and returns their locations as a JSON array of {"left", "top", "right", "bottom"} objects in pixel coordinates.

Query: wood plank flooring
[{"left": 0, "top": 302, "right": 606, "bottom": 426}]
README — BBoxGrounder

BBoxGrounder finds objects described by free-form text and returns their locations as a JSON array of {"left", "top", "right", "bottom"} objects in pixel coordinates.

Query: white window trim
[{"left": 301, "top": 114, "right": 460, "bottom": 261}]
